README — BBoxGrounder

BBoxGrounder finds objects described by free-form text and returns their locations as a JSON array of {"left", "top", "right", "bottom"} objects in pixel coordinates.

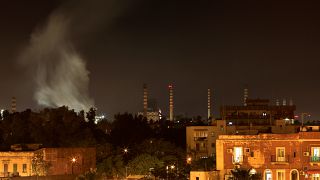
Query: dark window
[
  {"left": 293, "top": 152, "right": 296, "bottom": 157},
  {"left": 211, "top": 143, "right": 215, "bottom": 148},
  {"left": 4, "top": 164, "right": 8, "bottom": 173},
  {"left": 196, "top": 177, "right": 200, "bottom": 180},
  {"left": 196, "top": 143, "right": 200, "bottom": 151},
  {"left": 250, "top": 152, "right": 254, "bottom": 157},
  {"left": 13, "top": 164, "right": 17, "bottom": 173}
]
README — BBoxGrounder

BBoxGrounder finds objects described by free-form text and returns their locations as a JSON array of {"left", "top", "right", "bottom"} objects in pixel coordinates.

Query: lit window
[
  {"left": 233, "top": 147, "right": 243, "bottom": 163},
  {"left": 313, "top": 174, "right": 320, "bottom": 180},
  {"left": 276, "top": 147, "right": 285, "bottom": 162},
  {"left": 311, "top": 147, "right": 320, "bottom": 162},
  {"left": 23, "top": 164, "right": 27, "bottom": 173},
  {"left": 277, "top": 170, "right": 285, "bottom": 180}
]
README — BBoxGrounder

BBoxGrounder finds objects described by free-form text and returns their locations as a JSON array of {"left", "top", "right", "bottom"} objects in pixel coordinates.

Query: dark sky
[{"left": 1, "top": 0, "right": 320, "bottom": 120}]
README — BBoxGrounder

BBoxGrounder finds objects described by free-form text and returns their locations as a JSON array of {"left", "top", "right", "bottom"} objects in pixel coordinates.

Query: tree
[
  {"left": 127, "top": 154, "right": 163, "bottom": 175},
  {"left": 32, "top": 151, "right": 51, "bottom": 176},
  {"left": 230, "top": 168, "right": 261, "bottom": 180}
]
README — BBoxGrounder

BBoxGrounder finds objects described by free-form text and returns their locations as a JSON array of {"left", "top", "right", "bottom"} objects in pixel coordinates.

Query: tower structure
[
  {"left": 143, "top": 84, "right": 148, "bottom": 118},
  {"left": 11, "top": 97, "right": 16, "bottom": 113},
  {"left": 169, "top": 84, "right": 174, "bottom": 121},
  {"left": 282, "top": 99, "right": 287, "bottom": 106},
  {"left": 244, "top": 87, "right": 249, "bottom": 106},
  {"left": 208, "top": 88, "right": 212, "bottom": 119}
]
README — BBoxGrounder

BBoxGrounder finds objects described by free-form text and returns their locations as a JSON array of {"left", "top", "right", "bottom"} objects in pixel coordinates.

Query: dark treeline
[{"left": 0, "top": 106, "right": 207, "bottom": 179}]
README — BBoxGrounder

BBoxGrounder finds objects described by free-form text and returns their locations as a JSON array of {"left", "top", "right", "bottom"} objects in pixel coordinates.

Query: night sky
[{"left": 1, "top": 0, "right": 320, "bottom": 120}]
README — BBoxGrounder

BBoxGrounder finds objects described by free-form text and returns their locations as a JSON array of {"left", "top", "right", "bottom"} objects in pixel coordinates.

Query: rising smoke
[
  {"left": 19, "top": 0, "right": 130, "bottom": 112},
  {"left": 20, "top": 13, "right": 94, "bottom": 112}
]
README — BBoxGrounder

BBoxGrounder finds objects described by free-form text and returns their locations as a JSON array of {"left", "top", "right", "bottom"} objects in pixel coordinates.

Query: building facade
[
  {"left": 0, "top": 151, "right": 33, "bottom": 177},
  {"left": 187, "top": 98, "right": 298, "bottom": 161},
  {"left": 216, "top": 131, "right": 320, "bottom": 180},
  {"left": 38, "top": 147, "right": 96, "bottom": 176},
  {"left": 0, "top": 147, "right": 96, "bottom": 178}
]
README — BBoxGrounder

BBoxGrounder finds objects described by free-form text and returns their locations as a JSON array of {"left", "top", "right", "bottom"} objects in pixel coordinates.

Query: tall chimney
[
  {"left": 244, "top": 86, "right": 248, "bottom": 106},
  {"left": 11, "top": 97, "right": 16, "bottom": 113},
  {"left": 208, "top": 88, "right": 211, "bottom": 119},
  {"left": 143, "top": 84, "right": 148, "bottom": 118},
  {"left": 169, "top": 84, "right": 174, "bottom": 121}
]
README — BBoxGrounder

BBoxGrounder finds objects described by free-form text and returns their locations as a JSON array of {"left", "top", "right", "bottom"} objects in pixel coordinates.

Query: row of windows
[
  {"left": 231, "top": 146, "right": 320, "bottom": 164},
  {"left": 2, "top": 163, "right": 27, "bottom": 173}
]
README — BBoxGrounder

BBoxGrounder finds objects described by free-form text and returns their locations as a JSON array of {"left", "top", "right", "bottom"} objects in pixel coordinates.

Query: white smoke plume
[
  {"left": 20, "top": 13, "right": 94, "bottom": 112},
  {"left": 19, "top": 0, "right": 131, "bottom": 112}
]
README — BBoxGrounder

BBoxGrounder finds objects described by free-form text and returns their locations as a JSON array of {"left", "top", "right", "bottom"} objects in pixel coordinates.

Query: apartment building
[
  {"left": 0, "top": 147, "right": 96, "bottom": 178},
  {"left": 216, "top": 131, "right": 320, "bottom": 180}
]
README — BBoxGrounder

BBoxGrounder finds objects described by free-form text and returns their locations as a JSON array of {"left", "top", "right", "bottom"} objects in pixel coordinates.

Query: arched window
[
  {"left": 290, "top": 169, "right": 299, "bottom": 180},
  {"left": 264, "top": 169, "right": 272, "bottom": 180}
]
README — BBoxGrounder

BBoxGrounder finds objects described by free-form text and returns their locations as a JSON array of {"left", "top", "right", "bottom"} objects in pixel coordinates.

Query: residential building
[
  {"left": 216, "top": 130, "right": 320, "bottom": 180},
  {"left": 0, "top": 151, "right": 33, "bottom": 177},
  {"left": 0, "top": 147, "right": 95, "bottom": 178},
  {"left": 186, "top": 98, "right": 298, "bottom": 160},
  {"left": 36, "top": 147, "right": 96, "bottom": 176},
  {"left": 221, "top": 98, "right": 296, "bottom": 126}
]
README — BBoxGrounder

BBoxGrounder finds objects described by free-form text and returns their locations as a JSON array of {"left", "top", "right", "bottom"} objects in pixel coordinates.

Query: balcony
[
  {"left": 310, "top": 156, "right": 320, "bottom": 165},
  {"left": 271, "top": 155, "right": 289, "bottom": 164},
  {"left": 194, "top": 137, "right": 208, "bottom": 141},
  {"left": 232, "top": 155, "right": 243, "bottom": 164}
]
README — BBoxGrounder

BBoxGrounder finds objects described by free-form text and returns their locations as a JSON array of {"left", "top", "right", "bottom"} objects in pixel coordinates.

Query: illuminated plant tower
[
  {"left": 244, "top": 87, "right": 248, "bottom": 106},
  {"left": 143, "top": 84, "right": 148, "bottom": 118},
  {"left": 11, "top": 97, "right": 16, "bottom": 113},
  {"left": 169, "top": 84, "right": 174, "bottom": 121},
  {"left": 208, "top": 88, "right": 212, "bottom": 119}
]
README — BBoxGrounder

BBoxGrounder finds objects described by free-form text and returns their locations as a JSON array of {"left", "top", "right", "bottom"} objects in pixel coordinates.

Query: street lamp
[
  {"left": 187, "top": 157, "right": 192, "bottom": 164},
  {"left": 166, "top": 166, "right": 169, "bottom": 180},
  {"left": 71, "top": 157, "right": 77, "bottom": 175}
]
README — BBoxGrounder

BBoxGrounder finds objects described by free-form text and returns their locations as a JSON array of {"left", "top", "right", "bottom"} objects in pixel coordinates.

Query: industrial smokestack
[
  {"left": 244, "top": 86, "right": 248, "bottom": 106},
  {"left": 208, "top": 88, "right": 211, "bottom": 119},
  {"left": 169, "top": 84, "right": 174, "bottom": 121},
  {"left": 11, "top": 97, "right": 16, "bottom": 113},
  {"left": 143, "top": 84, "right": 148, "bottom": 118}
]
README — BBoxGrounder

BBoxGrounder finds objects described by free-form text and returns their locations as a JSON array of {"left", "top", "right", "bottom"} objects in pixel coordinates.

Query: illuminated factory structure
[{"left": 137, "top": 84, "right": 161, "bottom": 122}]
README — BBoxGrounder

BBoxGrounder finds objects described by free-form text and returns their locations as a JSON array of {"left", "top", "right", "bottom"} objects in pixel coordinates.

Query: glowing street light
[
  {"left": 123, "top": 148, "right": 128, "bottom": 154},
  {"left": 71, "top": 157, "right": 77, "bottom": 175},
  {"left": 187, "top": 157, "right": 192, "bottom": 164}
]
